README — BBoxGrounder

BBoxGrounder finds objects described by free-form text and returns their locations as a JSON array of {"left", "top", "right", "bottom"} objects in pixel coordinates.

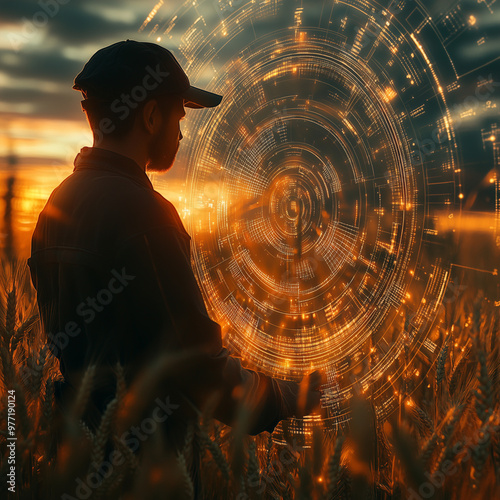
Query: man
[{"left": 28, "top": 40, "right": 322, "bottom": 492}]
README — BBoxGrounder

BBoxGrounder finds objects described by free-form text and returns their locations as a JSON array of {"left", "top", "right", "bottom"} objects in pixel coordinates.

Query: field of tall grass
[{"left": 1, "top": 257, "right": 499, "bottom": 499}]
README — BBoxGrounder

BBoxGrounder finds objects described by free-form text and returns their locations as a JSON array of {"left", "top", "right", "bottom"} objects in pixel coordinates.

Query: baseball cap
[{"left": 73, "top": 40, "right": 223, "bottom": 109}]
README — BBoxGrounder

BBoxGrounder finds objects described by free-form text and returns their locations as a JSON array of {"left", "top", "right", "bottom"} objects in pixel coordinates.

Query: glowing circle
[{"left": 146, "top": 0, "right": 462, "bottom": 434}]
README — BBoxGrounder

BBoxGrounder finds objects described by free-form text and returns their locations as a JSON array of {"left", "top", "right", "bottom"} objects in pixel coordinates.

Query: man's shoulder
[
  {"left": 93, "top": 176, "right": 190, "bottom": 241},
  {"left": 149, "top": 190, "right": 190, "bottom": 240},
  {"left": 46, "top": 167, "right": 189, "bottom": 240}
]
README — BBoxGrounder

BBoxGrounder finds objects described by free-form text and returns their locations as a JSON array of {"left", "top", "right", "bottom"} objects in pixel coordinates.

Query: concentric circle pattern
[{"left": 146, "top": 0, "right": 465, "bottom": 434}]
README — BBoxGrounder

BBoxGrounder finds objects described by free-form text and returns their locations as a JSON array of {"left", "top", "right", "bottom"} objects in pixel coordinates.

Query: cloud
[
  {"left": 459, "top": 35, "right": 500, "bottom": 61},
  {"left": 0, "top": 0, "right": 163, "bottom": 126},
  {"left": 0, "top": 0, "right": 47, "bottom": 22},
  {"left": 0, "top": 0, "right": 149, "bottom": 49},
  {"left": 0, "top": 49, "right": 83, "bottom": 84},
  {"left": 47, "top": 6, "right": 140, "bottom": 44},
  {"left": 0, "top": 85, "right": 82, "bottom": 120}
]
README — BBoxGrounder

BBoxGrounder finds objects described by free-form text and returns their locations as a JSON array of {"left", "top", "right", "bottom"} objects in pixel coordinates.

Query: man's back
[
  {"left": 27, "top": 40, "right": 322, "bottom": 498},
  {"left": 29, "top": 146, "right": 305, "bottom": 438},
  {"left": 30, "top": 148, "right": 181, "bottom": 374},
  {"left": 29, "top": 148, "right": 193, "bottom": 427}
]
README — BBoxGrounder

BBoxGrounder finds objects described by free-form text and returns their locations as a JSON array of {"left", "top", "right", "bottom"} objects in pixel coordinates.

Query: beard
[{"left": 146, "top": 124, "right": 179, "bottom": 173}]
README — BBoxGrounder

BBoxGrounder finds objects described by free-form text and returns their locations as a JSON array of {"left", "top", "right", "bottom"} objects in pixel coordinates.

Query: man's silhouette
[{"left": 28, "top": 40, "right": 321, "bottom": 494}]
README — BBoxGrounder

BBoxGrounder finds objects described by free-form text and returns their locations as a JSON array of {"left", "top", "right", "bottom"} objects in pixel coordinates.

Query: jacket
[{"left": 28, "top": 147, "right": 300, "bottom": 442}]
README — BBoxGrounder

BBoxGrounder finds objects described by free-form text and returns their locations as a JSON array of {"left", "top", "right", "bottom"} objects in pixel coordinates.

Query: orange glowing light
[{"left": 384, "top": 87, "right": 397, "bottom": 102}]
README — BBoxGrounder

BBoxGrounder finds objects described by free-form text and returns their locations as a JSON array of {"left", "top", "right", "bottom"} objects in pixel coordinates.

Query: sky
[
  {"left": 0, "top": 0, "right": 498, "bottom": 174},
  {"left": 0, "top": 0, "right": 193, "bottom": 259},
  {"left": 0, "top": 0, "right": 498, "bottom": 222},
  {"left": 0, "top": 0, "right": 173, "bottom": 170},
  {"left": 0, "top": 0, "right": 497, "bottom": 439},
  {"left": 0, "top": 0, "right": 498, "bottom": 332}
]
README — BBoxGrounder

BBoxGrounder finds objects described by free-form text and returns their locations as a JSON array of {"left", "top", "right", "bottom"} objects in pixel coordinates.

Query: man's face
[{"left": 146, "top": 95, "right": 186, "bottom": 173}]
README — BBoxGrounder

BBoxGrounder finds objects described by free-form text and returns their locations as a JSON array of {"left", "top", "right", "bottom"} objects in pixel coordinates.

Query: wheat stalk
[
  {"left": 42, "top": 378, "right": 54, "bottom": 424},
  {"left": 0, "top": 339, "right": 16, "bottom": 387},
  {"left": 448, "top": 348, "right": 470, "bottom": 396},
  {"left": 114, "top": 362, "right": 126, "bottom": 402},
  {"left": 419, "top": 431, "right": 439, "bottom": 468},
  {"left": 79, "top": 420, "right": 96, "bottom": 446},
  {"left": 93, "top": 464, "right": 127, "bottom": 500},
  {"left": 177, "top": 452, "right": 195, "bottom": 500},
  {"left": 326, "top": 433, "right": 345, "bottom": 499},
  {"left": 265, "top": 432, "right": 273, "bottom": 476},
  {"left": 113, "top": 433, "right": 138, "bottom": 471},
  {"left": 32, "top": 344, "right": 47, "bottom": 402},
  {"left": 9, "top": 313, "right": 38, "bottom": 353},
  {"left": 93, "top": 437, "right": 132, "bottom": 500},
  {"left": 337, "top": 464, "right": 352, "bottom": 500},
  {"left": 474, "top": 349, "right": 493, "bottom": 423},
  {"left": 409, "top": 404, "right": 434, "bottom": 437},
  {"left": 196, "top": 421, "right": 230, "bottom": 481},
  {"left": 440, "top": 405, "right": 465, "bottom": 445},
  {"left": 182, "top": 420, "right": 195, "bottom": 470},
  {"left": 435, "top": 438, "right": 465, "bottom": 478},
  {"left": 436, "top": 338, "right": 450, "bottom": 387},
  {"left": 247, "top": 438, "right": 260, "bottom": 490},
  {"left": 71, "top": 364, "right": 96, "bottom": 419},
  {"left": 470, "top": 421, "right": 492, "bottom": 489},
  {"left": 4, "top": 287, "right": 16, "bottom": 342},
  {"left": 91, "top": 397, "right": 118, "bottom": 468}
]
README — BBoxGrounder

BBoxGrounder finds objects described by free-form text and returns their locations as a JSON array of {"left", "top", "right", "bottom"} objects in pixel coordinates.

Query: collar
[{"left": 73, "top": 147, "right": 153, "bottom": 190}]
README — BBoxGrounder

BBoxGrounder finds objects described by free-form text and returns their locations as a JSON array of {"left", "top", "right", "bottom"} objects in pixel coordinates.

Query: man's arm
[{"left": 114, "top": 222, "right": 320, "bottom": 434}]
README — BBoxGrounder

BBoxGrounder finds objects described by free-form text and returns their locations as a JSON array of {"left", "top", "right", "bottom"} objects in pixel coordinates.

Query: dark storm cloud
[
  {"left": 1, "top": 0, "right": 144, "bottom": 46},
  {"left": 47, "top": 7, "right": 139, "bottom": 44},
  {"left": 0, "top": 0, "right": 50, "bottom": 21},
  {"left": 0, "top": 50, "right": 83, "bottom": 84},
  {"left": 0, "top": 86, "right": 82, "bottom": 121},
  {"left": 0, "top": 0, "right": 160, "bottom": 123}
]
